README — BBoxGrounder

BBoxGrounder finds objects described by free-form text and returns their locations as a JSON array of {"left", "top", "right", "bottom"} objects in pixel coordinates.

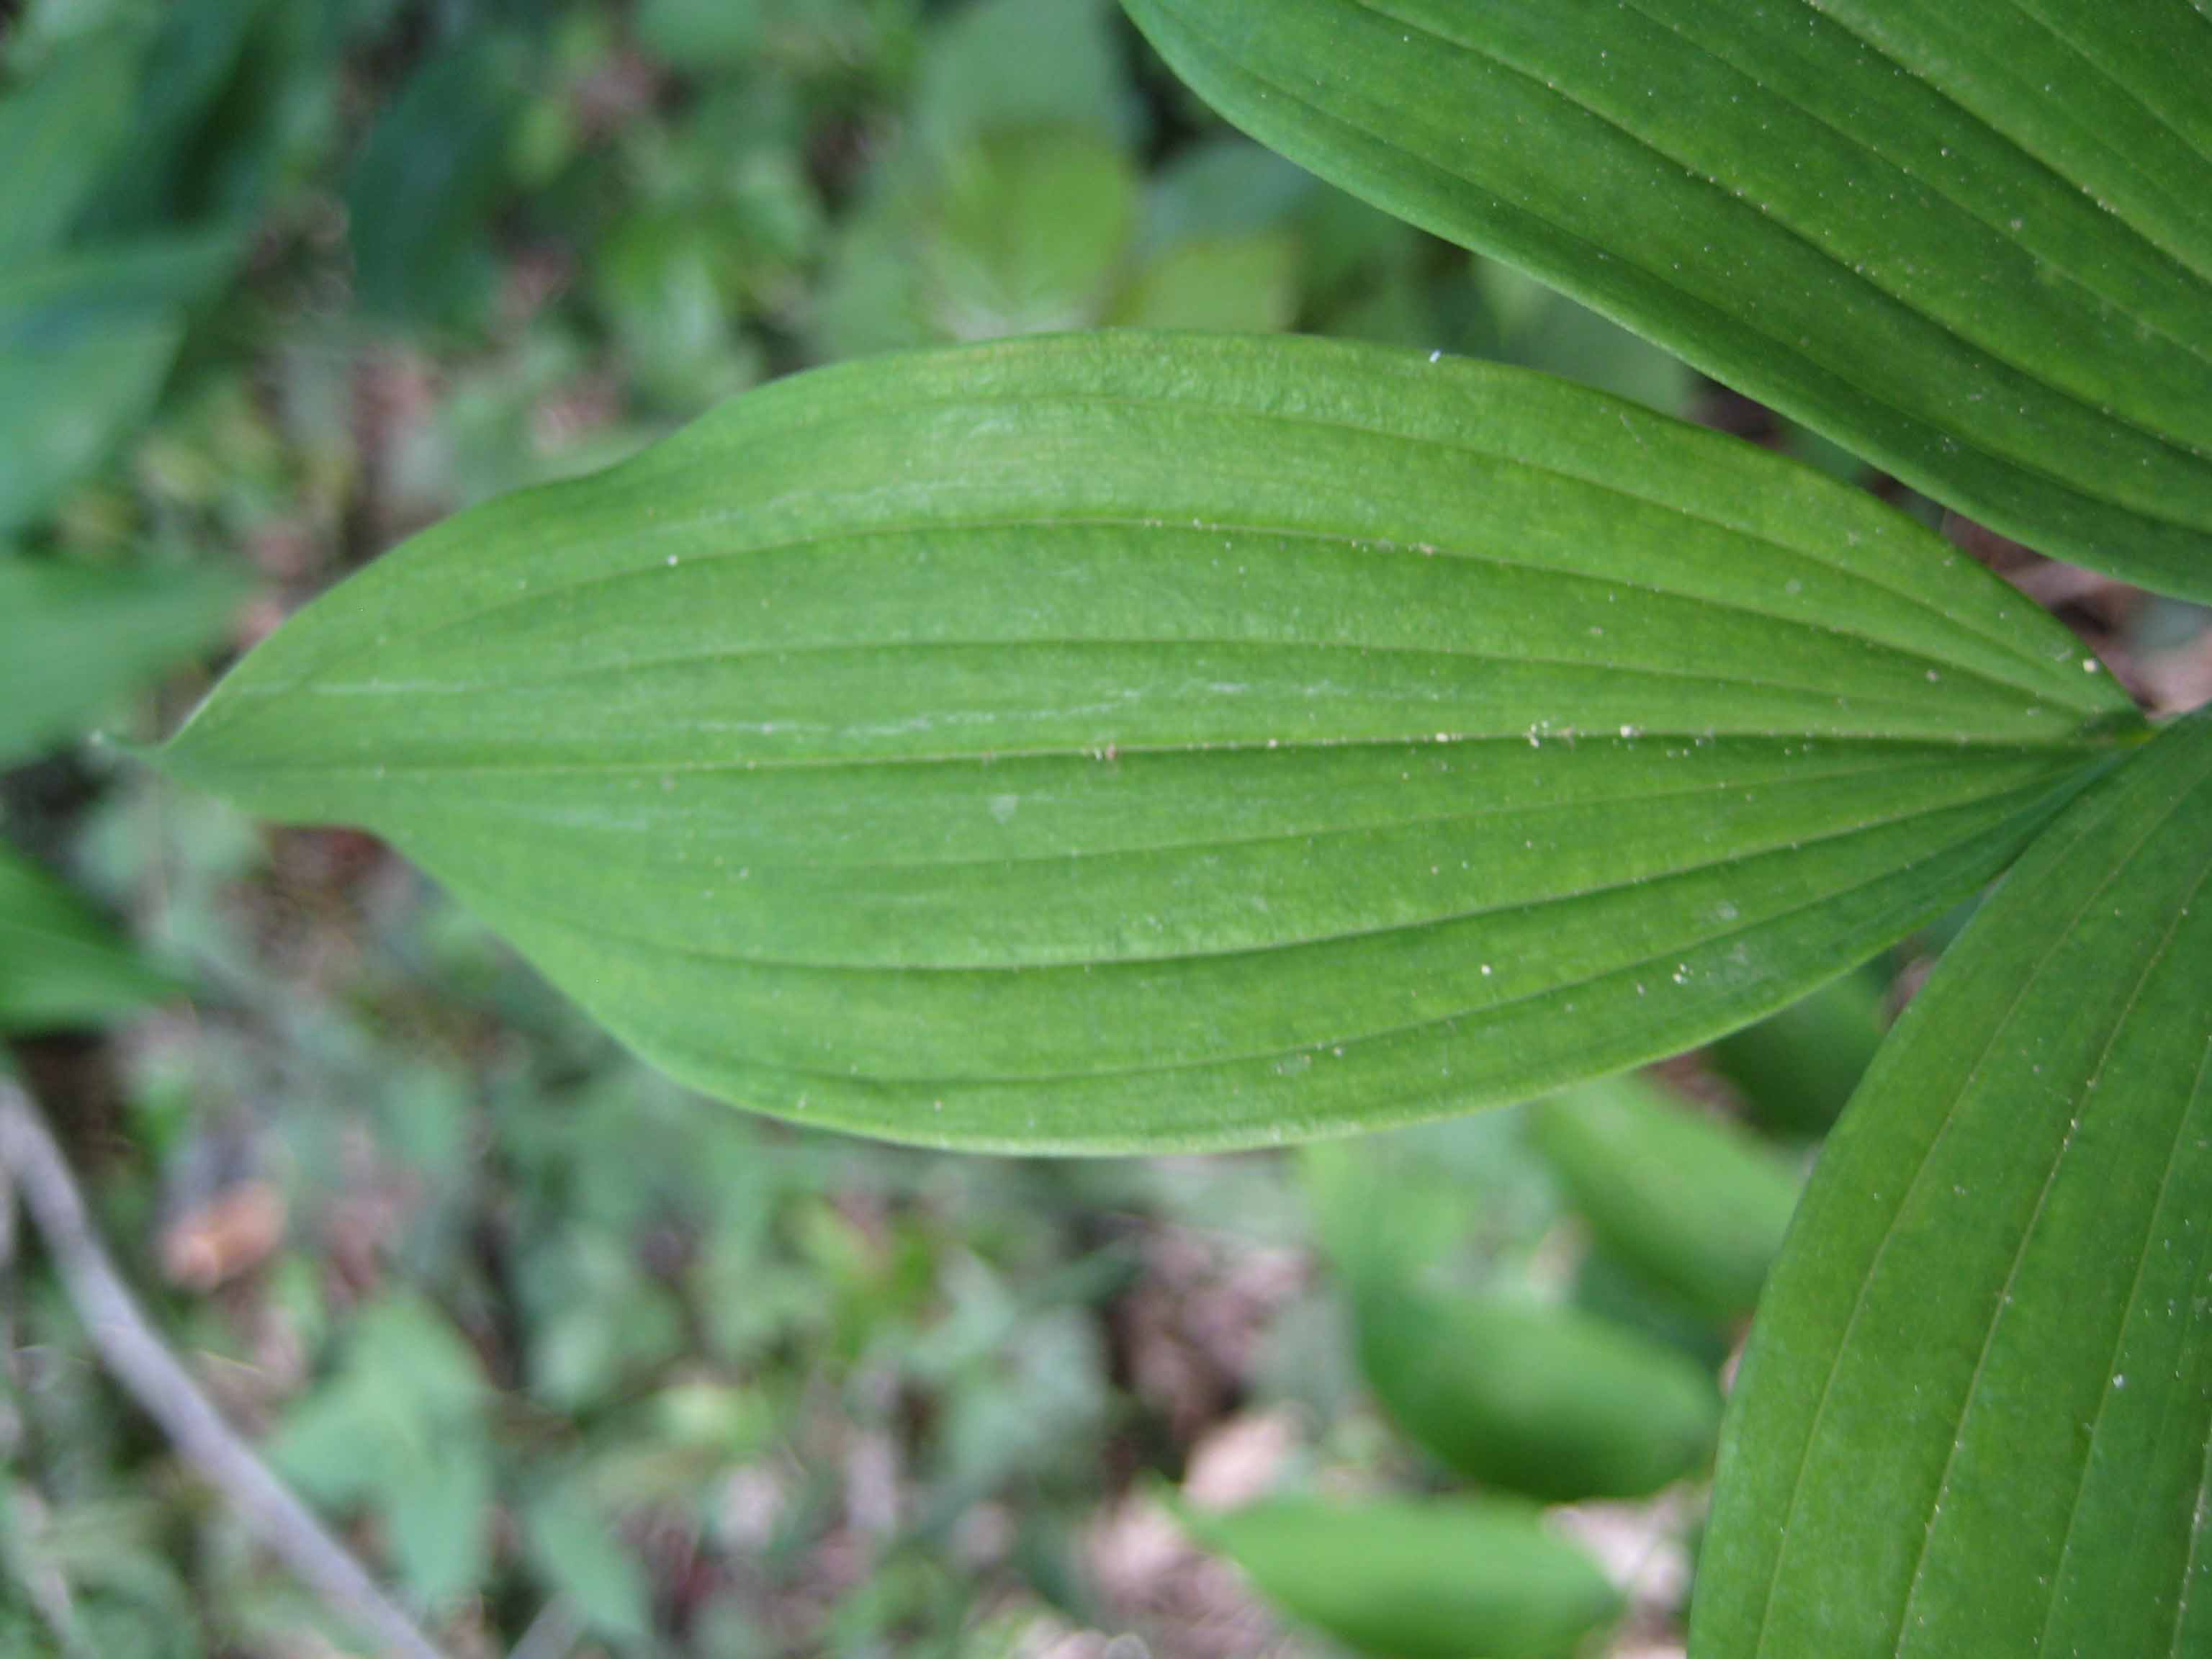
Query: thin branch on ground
[{"left": 0, "top": 1072, "right": 451, "bottom": 1659}]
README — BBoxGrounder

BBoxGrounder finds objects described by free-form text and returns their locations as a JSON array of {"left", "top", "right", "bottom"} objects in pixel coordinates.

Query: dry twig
[{"left": 0, "top": 1073, "right": 449, "bottom": 1659}]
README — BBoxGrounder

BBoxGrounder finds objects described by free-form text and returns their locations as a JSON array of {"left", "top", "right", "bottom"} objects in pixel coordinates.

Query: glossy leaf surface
[
  {"left": 1125, "top": 0, "right": 2212, "bottom": 601},
  {"left": 1353, "top": 1281, "right": 1721, "bottom": 1501},
  {"left": 163, "top": 333, "right": 2137, "bottom": 1151},
  {"left": 0, "top": 842, "right": 173, "bottom": 1033},
  {"left": 1182, "top": 1493, "right": 1621, "bottom": 1659},
  {"left": 1528, "top": 1074, "right": 1802, "bottom": 1322},
  {"left": 1693, "top": 707, "right": 2212, "bottom": 1658}
]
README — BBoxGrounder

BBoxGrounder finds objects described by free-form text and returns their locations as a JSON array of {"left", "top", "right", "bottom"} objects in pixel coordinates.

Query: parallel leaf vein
[
  {"left": 298, "top": 517, "right": 2087, "bottom": 716},
  {"left": 462, "top": 792, "right": 2054, "bottom": 1094},
  {"left": 1341, "top": 0, "right": 2212, "bottom": 464},
  {"left": 1993, "top": 0, "right": 2212, "bottom": 175},
  {"left": 385, "top": 750, "right": 2008, "bottom": 876},
  {"left": 1888, "top": 849, "right": 2212, "bottom": 1653},
  {"left": 1740, "top": 751, "right": 2211, "bottom": 1659},
  {"left": 1154, "top": 14, "right": 2212, "bottom": 546},
  {"left": 1611, "top": 0, "right": 2212, "bottom": 372},
  {"left": 433, "top": 778, "right": 2071, "bottom": 1057},
  {"left": 1802, "top": 0, "right": 2212, "bottom": 278},
  {"left": 2036, "top": 1016, "right": 2212, "bottom": 1653}
]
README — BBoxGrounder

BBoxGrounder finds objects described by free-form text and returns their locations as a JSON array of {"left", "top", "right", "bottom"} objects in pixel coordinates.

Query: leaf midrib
[
  {"left": 284, "top": 637, "right": 2062, "bottom": 739},
  {"left": 444, "top": 771, "right": 2081, "bottom": 1051},
  {"left": 380, "top": 749, "right": 2008, "bottom": 875},
  {"left": 186, "top": 722, "right": 2134, "bottom": 790}
]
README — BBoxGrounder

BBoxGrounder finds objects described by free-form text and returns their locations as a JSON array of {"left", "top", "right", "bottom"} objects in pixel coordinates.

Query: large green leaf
[
  {"left": 0, "top": 554, "right": 245, "bottom": 768},
  {"left": 0, "top": 842, "right": 174, "bottom": 1033},
  {"left": 1125, "top": 0, "right": 2212, "bottom": 602},
  {"left": 1692, "top": 706, "right": 2212, "bottom": 1658},
  {"left": 1179, "top": 1493, "right": 1622, "bottom": 1659},
  {"left": 161, "top": 333, "right": 2139, "bottom": 1151}
]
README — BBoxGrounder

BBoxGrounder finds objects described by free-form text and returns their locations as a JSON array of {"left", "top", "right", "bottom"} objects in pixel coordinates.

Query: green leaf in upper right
[{"left": 1125, "top": 0, "right": 2212, "bottom": 603}]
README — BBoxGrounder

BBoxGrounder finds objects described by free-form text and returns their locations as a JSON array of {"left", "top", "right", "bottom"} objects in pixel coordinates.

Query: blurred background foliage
[{"left": 1, "top": 1, "right": 2206, "bottom": 1656}]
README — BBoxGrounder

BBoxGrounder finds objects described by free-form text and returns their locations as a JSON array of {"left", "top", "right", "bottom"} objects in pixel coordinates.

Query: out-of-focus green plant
[
  {"left": 1177, "top": 1492, "right": 1622, "bottom": 1659},
  {"left": 1218, "top": 1074, "right": 1788, "bottom": 1653},
  {"left": 4, "top": 1, "right": 2208, "bottom": 1655}
]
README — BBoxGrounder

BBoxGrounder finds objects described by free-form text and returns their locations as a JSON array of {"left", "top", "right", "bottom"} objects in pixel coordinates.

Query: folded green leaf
[
  {"left": 76, "top": 0, "right": 319, "bottom": 242},
  {"left": 345, "top": 34, "right": 527, "bottom": 327},
  {"left": 1527, "top": 1074, "right": 1802, "bottom": 1323},
  {"left": 0, "top": 24, "right": 143, "bottom": 258},
  {"left": 1352, "top": 1280, "right": 1721, "bottom": 1501},
  {"left": 1125, "top": 0, "right": 2212, "bottom": 602},
  {"left": 1693, "top": 707, "right": 2212, "bottom": 1658},
  {"left": 0, "top": 554, "right": 245, "bottom": 767},
  {"left": 1179, "top": 1492, "right": 1622, "bottom": 1659},
  {"left": 0, "top": 233, "right": 237, "bottom": 534},
  {"left": 161, "top": 333, "right": 2138, "bottom": 1151},
  {"left": 0, "top": 842, "right": 175, "bottom": 1033}
]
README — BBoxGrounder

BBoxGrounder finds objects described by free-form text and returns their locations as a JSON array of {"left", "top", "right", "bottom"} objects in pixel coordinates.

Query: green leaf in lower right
[{"left": 1692, "top": 705, "right": 2212, "bottom": 1658}]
